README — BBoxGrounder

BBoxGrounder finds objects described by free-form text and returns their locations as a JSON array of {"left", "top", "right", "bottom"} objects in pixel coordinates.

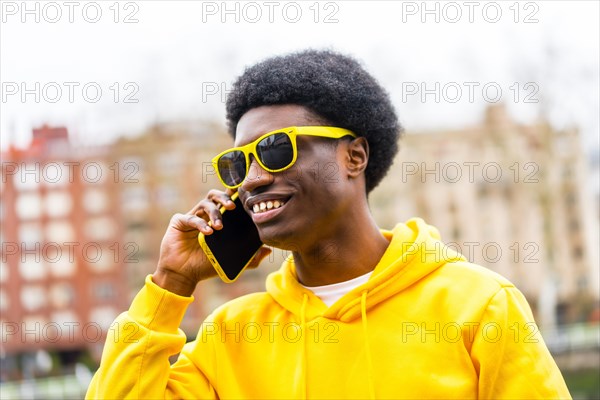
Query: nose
[{"left": 240, "top": 155, "right": 274, "bottom": 193}]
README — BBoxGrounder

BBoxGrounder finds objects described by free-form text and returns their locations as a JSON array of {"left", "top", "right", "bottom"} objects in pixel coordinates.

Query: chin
[{"left": 257, "top": 222, "right": 304, "bottom": 250}]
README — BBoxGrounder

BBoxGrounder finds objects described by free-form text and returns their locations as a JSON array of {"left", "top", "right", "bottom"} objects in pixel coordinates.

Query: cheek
[
  {"left": 293, "top": 143, "right": 346, "bottom": 187},
  {"left": 284, "top": 158, "right": 343, "bottom": 189},
  {"left": 318, "top": 160, "right": 344, "bottom": 186},
  {"left": 311, "top": 146, "right": 347, "bottom": 188}
]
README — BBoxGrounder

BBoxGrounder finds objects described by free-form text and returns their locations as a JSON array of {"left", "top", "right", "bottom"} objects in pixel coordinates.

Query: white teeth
[{"left": 252, "top": 200, "right": 285, "bottom": 214}]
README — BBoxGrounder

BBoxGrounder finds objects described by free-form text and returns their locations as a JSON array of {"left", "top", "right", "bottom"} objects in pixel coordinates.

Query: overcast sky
[{"left": 1, "top": 0, "right": 598, "bottom": 155}]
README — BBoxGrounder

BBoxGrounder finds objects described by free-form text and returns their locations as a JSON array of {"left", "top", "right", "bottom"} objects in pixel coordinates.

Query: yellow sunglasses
[{"left": 212, "top": 126, "right": 357, "bottom": 189}]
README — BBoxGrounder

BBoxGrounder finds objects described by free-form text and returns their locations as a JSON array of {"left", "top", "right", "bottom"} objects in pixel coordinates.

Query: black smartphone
[{"left": 198, "top": 192, "right": 264, "bottom": 282}]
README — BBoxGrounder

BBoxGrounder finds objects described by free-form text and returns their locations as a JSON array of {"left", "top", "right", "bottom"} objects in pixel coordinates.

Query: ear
[{"left": 345, "top": 137, "right": 369, "bottom": 179}]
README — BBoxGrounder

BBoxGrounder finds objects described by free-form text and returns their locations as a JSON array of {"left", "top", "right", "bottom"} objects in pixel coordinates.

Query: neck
[{"left": 292, "top": 208, "right": 389, "bottom": 287}]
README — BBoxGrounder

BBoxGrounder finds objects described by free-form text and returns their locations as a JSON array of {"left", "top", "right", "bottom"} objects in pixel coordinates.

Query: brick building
[{"left": 0, "top": 126, "right": 127, "bottom": 379}]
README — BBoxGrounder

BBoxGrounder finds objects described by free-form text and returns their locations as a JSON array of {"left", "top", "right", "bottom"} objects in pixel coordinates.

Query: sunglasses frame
[{"left": 212, "top": 126, "right": 357, "bottom": 189}]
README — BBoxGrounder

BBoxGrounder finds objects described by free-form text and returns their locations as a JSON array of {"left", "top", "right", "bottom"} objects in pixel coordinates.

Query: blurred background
[{"left": 1, "top": 0, "right": 599, "bottom": 398}]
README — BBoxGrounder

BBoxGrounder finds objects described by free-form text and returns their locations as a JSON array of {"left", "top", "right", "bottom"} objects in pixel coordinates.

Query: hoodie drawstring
[
  {"left": 361, "top": 290, "right": 375, "bottom": 399},
  {"left": 300, "top": 293, "right": 308, "bottom": 399}
]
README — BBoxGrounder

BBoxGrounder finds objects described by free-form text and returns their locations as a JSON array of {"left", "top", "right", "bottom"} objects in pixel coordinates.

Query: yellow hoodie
[{"left": 86, "top": 218, "right": 571, "bottom": 399}]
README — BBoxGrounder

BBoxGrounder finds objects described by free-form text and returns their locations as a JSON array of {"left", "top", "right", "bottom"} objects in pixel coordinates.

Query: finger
[
  {"left": 171, "top": 213, "right": 213, "bottom": 234},
  {"left": 186, "top": 189, "right": 230, "bottom": 214},
  {"left": 205, "top": 190, "right": 238, "bottom": 230},
  {"left": 247, "top": 246, "right": 272, "bottom": 270},
  {"left": 188, "top": 198, "right": 224, "bottom": 229},
  {"left": 207, "top": 189, "right": 236, "bottom": 211}
]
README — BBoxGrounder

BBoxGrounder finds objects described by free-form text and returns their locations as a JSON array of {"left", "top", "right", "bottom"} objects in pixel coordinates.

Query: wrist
[{"left": 152, "top": 269, "right": 197, "bottom": 297}]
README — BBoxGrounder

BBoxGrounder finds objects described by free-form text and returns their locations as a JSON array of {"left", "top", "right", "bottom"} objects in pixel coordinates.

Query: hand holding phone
[
  {"left": 155, "top": 190, "right": 268, "bottom": 296},
  {"left": 198, "top": 192, "right": 265, "bottom": 283}
]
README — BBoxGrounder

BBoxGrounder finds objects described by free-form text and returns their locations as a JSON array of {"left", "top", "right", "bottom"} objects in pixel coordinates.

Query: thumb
[{"left": 247, "top": 246, "right": 272, "bottom": 269}]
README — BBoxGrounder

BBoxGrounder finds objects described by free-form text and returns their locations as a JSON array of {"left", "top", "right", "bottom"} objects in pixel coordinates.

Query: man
[{"left": 86, "top": 50, "right": 571, "bottom": 399}]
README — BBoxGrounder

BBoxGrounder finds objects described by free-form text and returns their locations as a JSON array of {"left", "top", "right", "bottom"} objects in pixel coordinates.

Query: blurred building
[
  {"left": 370, "top": 104, "right": 600, "bottom": 329},
  {"left": 2, "top": 106, "right": 598, "bottom": 382},
  {"left": 0, "top": 126, "right": 127, "bottom": 380}
]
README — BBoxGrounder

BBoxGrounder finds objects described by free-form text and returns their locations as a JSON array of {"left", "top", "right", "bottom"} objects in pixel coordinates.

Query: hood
[{"left": 266, "top": 217, "right": 466, "bottom": 322}]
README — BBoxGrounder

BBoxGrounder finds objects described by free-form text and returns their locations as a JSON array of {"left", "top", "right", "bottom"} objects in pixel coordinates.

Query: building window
[
  {"left": 83, "top": 189, "right": 109, "bottom": 214},
  {"left": 16, "top": 193, "right": 42, "bottom": 220},
  {"left": 44, "top": 191, "right": 73, "bottom": 218},
  {"left": 156, "top": 185, "right": 179, "bottom": 209},
  {"left": 121, "top": 187, "right": 149, "bottom": 212},
  {"left": 85, "top": 217, "right": 117, "bottom": 241},
  {"left": 19, "top": 223, "right": 43, "bottom": 245},
  {"left": 49, "top": 282, "right": 75, "bottom": 308},
  {"left": 93, "top": 282, "right": 116, "bottom": 301},
  {"left": 21, "top": 285, "right": 47, "bottom": 311},
  {"left": 46, "top": 221, "right": 75, "bottom": 243},
  {"left": 19, "top": 254, "right": 46, "bottom": 280}
]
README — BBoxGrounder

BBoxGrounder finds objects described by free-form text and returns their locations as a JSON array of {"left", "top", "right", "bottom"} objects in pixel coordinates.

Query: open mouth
[
  {"left": 252, "top": 199, "right": 286, "bottom": 214},
  {"left": 249, "top": 196, "right": 292, "bottom": 224}
]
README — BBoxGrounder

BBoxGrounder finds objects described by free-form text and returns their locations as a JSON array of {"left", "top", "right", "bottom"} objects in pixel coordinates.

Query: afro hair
[{"left": 225, "top": 49, "right": 403, "bottom": 193}]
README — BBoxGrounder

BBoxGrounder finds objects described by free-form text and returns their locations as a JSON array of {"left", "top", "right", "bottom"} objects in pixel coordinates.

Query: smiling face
[{"left": 235, "top": 104, "right": 361, "bottom": 249}]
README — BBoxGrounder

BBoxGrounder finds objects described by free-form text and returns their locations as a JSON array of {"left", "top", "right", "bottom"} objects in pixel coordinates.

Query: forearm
[{"left": 86, "top": 275, "right": 206, "bottom": 399}]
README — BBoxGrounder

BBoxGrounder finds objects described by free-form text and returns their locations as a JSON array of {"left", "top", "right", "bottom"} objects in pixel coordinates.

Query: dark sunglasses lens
[
  {"left": 257, "top": 133, "right": 293, "bottom": 170},
  {"left": 218, "top": 151, "right": 246, "bottom": 187}
]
